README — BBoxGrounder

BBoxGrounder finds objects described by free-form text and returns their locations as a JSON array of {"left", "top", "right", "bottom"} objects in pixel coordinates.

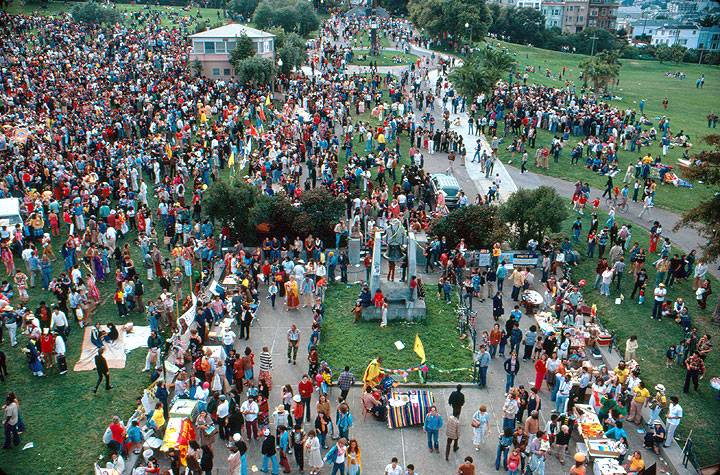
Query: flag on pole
[{"left": 414, "top": 334, "right": 426, "bottom": 363}]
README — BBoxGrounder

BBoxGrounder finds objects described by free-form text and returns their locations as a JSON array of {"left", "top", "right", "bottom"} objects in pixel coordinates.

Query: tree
[
  {"left": 568, "top": 28, "right": 621, "bottom": 55},
  {"left": 296, "top": 189, "right": 345, "bottom": 244},
  {"left": 579, "top": 50, "right": 622, "bottom": 92},
  {"left": 380, "top": 0, "right": 409, "bottom": 15},
  {"left": 276, "top": 32, "right": 306, "bottom": 75},
  {"left": 698, "top": 14, "right": 719, "bottom": 28},
  {"left": 233, "top": 56, "right": 275, "bottom": 85},
  {"left": 409, "top": 0, "right": 491, "bottom": 46},
  {"left": 674, "top": 135, "right": 720, "bottom": 322},
  {"left": 488, "top": 7, "right": 547, "bottom": 46},
  {"left": 252, "top": 1, "right": 274, "bottom": 30},
  {"left": 655, "top": 44, "right": 687, "bottom": 63},
  {"left": 226, "top": 0, "right": 259, "bottom": 20},
  {"left": 429, "top": 205, "right": 507, "bottom": 249},
  {"left": 71, "top": 1, "right": 121, "bottom": 24},
  {"left": 229, "top": 34, "right": 256, "bottom": 69},
  {"left": 203, "top": 179, "right": 256, "bottom": 241},
  {"left": 499, "top": 186, "right": 568, "bottom": 248},
  {"left": 449, "top": 47, "right": 515, "bottom": 99}
]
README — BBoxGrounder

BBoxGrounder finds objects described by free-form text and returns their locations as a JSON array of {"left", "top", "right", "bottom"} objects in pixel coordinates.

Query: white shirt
[
  {"left": 241, "top": 400, "right": 259, "bottom": 421},
  {"left": 51, "top": 311, "right": 69, "bottom": 329},
  {"left": 54, "top": 335, "right": 66, "bottom": 355},
  {"left": 217, "top": 400, "right": 230, "bottom": 418},
  {"left": 385, "top": 464, "right": 403, "bottom": 475},
  {"left": 222, "top": 330, "right": 236, "bottom": 346},
  {"left": 654, "top": 287, "right": 667, "bottom": 302},
  {"left": 667, "top": 403, "right": 683, "bottom": 426}
]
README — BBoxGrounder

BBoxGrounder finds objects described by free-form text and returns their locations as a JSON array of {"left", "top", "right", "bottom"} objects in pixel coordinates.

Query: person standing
[
  {"left": 664, "top": 396, "right": 683, "bottom": 447},
  {"left": 683, "top": 351, "right": 705, "bottom": 393},
  {"left": 628, "top": 381, "right": 650, "bottom": 424},
  {"left": 625, "top": 336, "right": 639, "bottom": 362},
  {"left": 241, "top": 396, "right": 260, "bottom": 440},
  {"left": 476, "top": 345, "right": 491, "bottom": 388},
  {"left": 337, "top": 366, "right": 355, "bottom": 402},
  {"left": 448, "top": 384, "right": 465, "bottom": 417},
  {"left": 287, "top": 324, "right": 300, "bottom": 365},
  {"left": 260, "top": 428, "right": 279, "bottom": 475},
  {"left": 423, "top": 405, "right": 443, "bottom": 453},
  {"left": 93, "top": 347, "right": 112, "bottom": 393},
  {"left": 2, "top": 394, "right": 20, "bottom": 449},
  {"left": 457, "top": 456, "right": 476, "bottom": 475},
  {"left": 444, "top": 414, "right": 460, "bottom": 461},
  {"left": 504, "top": 352, "right": 520, "bottom": 393},
  {"left": 652, "top": 283, "right": 667, "bottom": 320}
]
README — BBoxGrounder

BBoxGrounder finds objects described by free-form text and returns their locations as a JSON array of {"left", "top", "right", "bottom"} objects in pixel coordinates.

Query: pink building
[{"left": 189, "top": 23, "right": 275, "bottom": 79}]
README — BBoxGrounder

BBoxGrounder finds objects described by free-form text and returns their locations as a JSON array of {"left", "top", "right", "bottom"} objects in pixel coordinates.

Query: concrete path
[{"left": 198, "top": 263, "right": 672, "bottom": 475}]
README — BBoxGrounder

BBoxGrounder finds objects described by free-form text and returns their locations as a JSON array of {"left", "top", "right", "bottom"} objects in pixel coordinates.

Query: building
[
  {"left": 542, "top": 0, "right": 565, "bottom": 28},
  {"left": 541, "top": 0, "right": 618, "bottom": 33},
  {"left": 651, "top": 24, "right": 700, "bottom": 48},
  {"left": 189, "top": 23, "right": 275, "bottom": 79},
  {"left": 561, "top": 0, "right": 590, "bottom": 33},
  {"left": 667, "top": 1, "right": 699, "bottom": 16},
  {"left": 588, "top": 0, "right": 619, "bottom": 30},
  {"left": 487, "top": 0, "right": 543, "bottom": 10},
  {"left": 697, "top": 26, "right": 720, "bottom": 52},
  {"left": 629, "top": 19, "right": 678, "bottom": 39}
]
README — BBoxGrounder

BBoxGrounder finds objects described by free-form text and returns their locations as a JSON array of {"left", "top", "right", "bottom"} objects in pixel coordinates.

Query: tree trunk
[{"left": 713, "top": 297, "right": 720, "bottom": 324}]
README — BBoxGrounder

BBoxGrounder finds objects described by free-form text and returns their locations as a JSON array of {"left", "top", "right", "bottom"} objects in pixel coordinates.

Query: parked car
[{"left": 430, "top": 173, "right": 461, "bottom": 208}]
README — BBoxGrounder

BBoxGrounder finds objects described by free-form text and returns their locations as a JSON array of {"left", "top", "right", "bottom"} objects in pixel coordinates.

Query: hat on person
[
  {"left": 202, "top": 382, "right": 210, "bottom": 390},
  {"left": 574, "top": 453, "right": 586, "bottom": 463},
  {"left": 655, "top": 384, "right": 666, "bottom": 392},
  {"left": 263, "top": 428, "right": 270, "bottom": 436},
  {"left": 293, "top": 394, "right": 302, "bottom": 403},
  {"left": 653, "top": 419, "right": 663, "bottom": 426},
  {"left": 659, "top": 283, "right": 665, "bottom": 287},
  {"left": 220, "top": 395, "right": 227, "bottom": 401},
  {"left": 232, "top": 433, "right": 242, "bottom": 442},
  {"left": 276, "top": 405, "right": 286, "bottom": 412}
]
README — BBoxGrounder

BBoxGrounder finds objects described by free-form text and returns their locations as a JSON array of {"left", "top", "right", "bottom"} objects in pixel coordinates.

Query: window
[
  {"left": 578, "top": 16, "right": 584, "bottom": 21},
  {"left": 223, "top": 68, "right": 231, "bottom": 76},
  {"left": 212, "top": 68, "right": 220, "bottom": 76},
  {"left": 204, "top": 41, "right": 215, "bottom": 54},
  {"left": 227, "top": 41, "right": 237, "bottom": 52},
  {"left": 215, "top": 41, "right": 226, "bottom": 54},
  {"left": 256, "top": 41, "right": 263, "bottom": 54}
]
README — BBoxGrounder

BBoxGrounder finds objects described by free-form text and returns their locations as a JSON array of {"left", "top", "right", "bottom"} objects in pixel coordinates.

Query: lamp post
[
  {"left": 370, "top": 19, "right": 379, "bottom": 56},
  {"left": 589, "top": 35, "right": 599, "bottom": 56}
]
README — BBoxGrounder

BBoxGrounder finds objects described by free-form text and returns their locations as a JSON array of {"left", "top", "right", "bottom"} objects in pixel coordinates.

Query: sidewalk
[{"left": 505, "top": 165, "right": 718, "bottom": 279}]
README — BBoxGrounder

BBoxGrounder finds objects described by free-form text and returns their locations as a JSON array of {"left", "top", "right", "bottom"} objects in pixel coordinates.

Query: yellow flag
[
  {"left": 414, "top": 334, "right": 426, "bottom": 363},
  {"left": 228, "top": 151, "right": 235, "bottom": 167}
]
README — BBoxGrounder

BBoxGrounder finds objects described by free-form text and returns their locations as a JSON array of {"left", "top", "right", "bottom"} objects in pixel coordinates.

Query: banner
[{"left": 472, "top": 250, "right": 539, "bottom": 268}]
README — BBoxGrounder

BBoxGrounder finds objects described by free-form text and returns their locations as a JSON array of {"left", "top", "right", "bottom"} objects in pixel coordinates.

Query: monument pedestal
[{"left": 349, "top": 237, "right": 361, "bottom": 266}]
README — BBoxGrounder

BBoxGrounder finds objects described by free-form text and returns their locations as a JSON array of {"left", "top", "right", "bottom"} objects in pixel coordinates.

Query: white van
[{"left": 0, "top": 198, "right": 23, "bottom": 227}]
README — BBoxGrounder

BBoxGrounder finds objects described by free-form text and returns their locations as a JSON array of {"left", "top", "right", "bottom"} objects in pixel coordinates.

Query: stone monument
[{"left": 363, "top": 221, "right": 426, "bottom": 322}]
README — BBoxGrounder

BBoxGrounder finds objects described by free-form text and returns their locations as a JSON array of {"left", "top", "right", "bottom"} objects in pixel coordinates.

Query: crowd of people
[{"left": 0, "top": 5, "right": 714, "bottom": 475}]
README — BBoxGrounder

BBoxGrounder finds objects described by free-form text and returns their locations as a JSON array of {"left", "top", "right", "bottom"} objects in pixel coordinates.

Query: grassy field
[
  {"left": 349, "top": 49, "right": 418, "bottom": 67},
  {"left": 488, "top": 40, "right": 720, "bottom": 214},
  {"left": 557, "top": 204, "right": 720, "bottom": 464},
  {"left": 2, "top": 1, "right": 224, "bottom": 28},
  {"left": 318, "top": 283, "right": 474, "bottom": 383}
]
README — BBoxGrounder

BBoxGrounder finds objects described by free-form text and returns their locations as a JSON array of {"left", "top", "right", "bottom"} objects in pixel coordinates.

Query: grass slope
[
  {"left": 557, "top": 205, "right": 720, "bottom": 464},
  {"left": 488, "top": 40, "right": 720, "bottom": 214},
  {"left": 318, "top": 284, "right": 474, "bottom": 383}
]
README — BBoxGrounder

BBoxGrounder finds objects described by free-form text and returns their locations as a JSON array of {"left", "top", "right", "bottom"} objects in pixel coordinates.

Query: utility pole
[{"left": 590, "top": 35, "right": 598, "bottom": 56}]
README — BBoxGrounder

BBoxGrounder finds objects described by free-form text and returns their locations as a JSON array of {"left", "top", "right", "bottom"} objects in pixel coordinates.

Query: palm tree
[
  {"left": 579, "top": 50, "right": 622, "bottom": 93},
  {"left": 449, "top": 47, "right": 516, "bottom": 100}
]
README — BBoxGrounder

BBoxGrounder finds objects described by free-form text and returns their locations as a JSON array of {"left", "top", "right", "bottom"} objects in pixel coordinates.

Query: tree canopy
[
  {"left": 226, "top": 0, "right": 260, "bottom": 20},
  {"left": 488, "top": 6, "right": 547, "bottom": 46},
  {"left": 230, "top": 34, "right": 256, "bottom": 66},
  {"left": 499, "top": 186, "right": 568, "bottom": 247},
  {"left": 449, "top": 47, "right": 515, "bottom": 100},
  {"left": 253, "top": 0, "right": 319, "bottom": 36},
  {"left": 409, "top": 0, "right": 491, "bottom": 43},
  {"left": 71, "top": 1, "right": 121, "bottom": 24},
  {"left": 269, "top": 28, "right": 307, "bottom": 75},
  {"left": 430, "top": 205, "right": 507, "bottom": 249},
  {"left": 579, "top": 50, "right": 622, "bottom": 92}
]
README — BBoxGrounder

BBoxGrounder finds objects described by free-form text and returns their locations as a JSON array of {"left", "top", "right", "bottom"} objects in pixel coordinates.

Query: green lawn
[
  {"left": 349, "top": 49, "right": 418, "bottom": 67},
  {"left": 558, "top": 205, "right": 720, "bottom": 464},
  {"left": 318, "top": 284, "right": 474, "bottom": 382},
  {"left": 487, "top": 40, "right": 720, "bottom": 214},
  {"left": 2, "top": 1, "right": 224, "bottom": 29},
  {"left": 351, "top": 30, "right": 393, "bottom": 49}
]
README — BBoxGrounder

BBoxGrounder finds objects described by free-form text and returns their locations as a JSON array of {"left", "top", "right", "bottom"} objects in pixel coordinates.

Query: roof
[
  {"left": 0, "top": 198, "right": 20, "bottom": 217},
  {"left": 189, "top": 23, "right": 275, "bottom": 39}
]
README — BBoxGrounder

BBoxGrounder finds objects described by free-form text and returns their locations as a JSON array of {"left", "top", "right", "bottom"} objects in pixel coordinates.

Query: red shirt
[
  {"left": 109, "top": 422, "right": 126, "bottom": 443},
  {"left": 298, "top": 380, "right": 314, "bottom": 398}
]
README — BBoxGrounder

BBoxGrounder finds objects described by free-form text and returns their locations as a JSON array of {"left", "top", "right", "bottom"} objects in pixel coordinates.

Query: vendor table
[
  {"left": 386, "top": 390, "right": 435, "bottom": 429},
  {"left": 574, "top": 404, "right": 623, "bottom": 460},
  {"left": 169, "top": 399, "right": 199, "bottom": 419},
  {"left": 160, "top": 417, "right": 184, "bottom": 452},
  {"left": 593, "top": 457, "right": 627, "bottom": 475}
]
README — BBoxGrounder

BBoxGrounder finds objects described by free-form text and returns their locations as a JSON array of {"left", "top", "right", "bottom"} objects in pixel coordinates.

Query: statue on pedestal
[{"left": 383, "top": 218, "right": 407, "bottom": 263}]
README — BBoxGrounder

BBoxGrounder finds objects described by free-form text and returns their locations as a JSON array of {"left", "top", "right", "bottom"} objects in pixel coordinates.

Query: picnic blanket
[
  {"left": 386, "top": 389, "right": 435, "bottom": 429},
  {"left": 73, "top": 325, "right": 149, "bottom": 371}
]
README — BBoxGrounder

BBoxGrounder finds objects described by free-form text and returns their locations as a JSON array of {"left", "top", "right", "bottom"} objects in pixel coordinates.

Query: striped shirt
[{"left": 259, "top": 351, "right": 273, "bottom": 372}]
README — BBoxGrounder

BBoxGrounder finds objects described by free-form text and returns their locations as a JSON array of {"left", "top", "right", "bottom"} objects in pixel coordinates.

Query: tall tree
[
  {"left": 674, "top": 135, "right": 720, "bottom": 277},
  {"left": 499, "top": 186, "right": 568, "bottom": 247},
  {"left": 409, "top": 0, "right": 491, "bottom": 45},
  {"left": 449, "top": 47, "right": 515, "bottom": 100},
  {"left": 229, "top": 34, "right": 256, "bottom": 68},
  {"left": 579, "top": 50, "right": 622, "bottom": 92}
]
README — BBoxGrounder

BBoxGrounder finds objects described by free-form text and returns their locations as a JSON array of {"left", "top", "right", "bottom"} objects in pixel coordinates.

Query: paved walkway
[
  {"left": 196, "top": 263, "right": 673, "bottom": 475},
  {"left": 505, "top": 165, "right": 718, "bottom": 279}
]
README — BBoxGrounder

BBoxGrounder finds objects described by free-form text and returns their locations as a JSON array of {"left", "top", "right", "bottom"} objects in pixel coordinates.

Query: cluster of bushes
[
  {"left": 203, "top": 180, "right": 344, "bottom": 245},
  {"left": 71, "top": 1, "right": 122, "bottom": 24}
]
